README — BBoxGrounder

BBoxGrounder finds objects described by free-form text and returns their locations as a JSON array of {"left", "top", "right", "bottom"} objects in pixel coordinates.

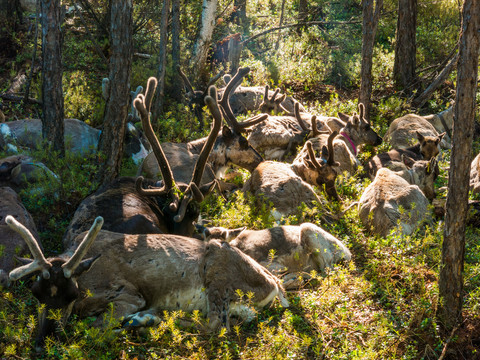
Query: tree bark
[
  {"left": 171, "top": 0, "right": 182, "bottom": 102},
  {"left": 438, "top": 0, "right": 480, "bottom": 331},
  {"left": 359, "top": 0, "right": 383, "bottom": 121},
  {"left": 96, "top": 0, "right": 133, "bottom": 185},
  {"left": 152, "top": 0, "right": 170, "bottom": 121},
  {"left": 393, "top": 0, "right": 417, "bottom": 92},
  {"left": 41, "top": 0, "right": 65, "bottom": 156},
  {"left": 232, "top": 0, "right": 246, "bottom": 25},
  {"left": 192, "top": 0, "right": 218, "bottom": 80},
  {"left": 298, "top": 0, "right": 308, "bottom": 21}
]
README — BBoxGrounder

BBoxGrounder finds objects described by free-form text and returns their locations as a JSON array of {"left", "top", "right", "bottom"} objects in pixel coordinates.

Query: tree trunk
[
  {"left": 232, "top": 0, "right": 246, "bottom": 25},
  {"left": 171, "top": 0, "right": 182, "bottom": 102},
  {"left": 41, "top": 0, "right": 64, "bottom": 156},
  {"left": 359, "top": 0, "right": 383, "bottom": 121},
  {"left": 298, "top": 0, "right": 308, "bottom": 21},
  {"left": 438, "top": 0, "right": 480, "bottom": 331},
  {"left": 96, "top": 0, "right": 133, "bottom": 185},
  {"left": 192, "top": 0, "right": 218, "bottom": 80},
  {"left": 393, "top": 0, "right": 417, "bottom": 92},
  {"left": 152, "top": 0, "right": 170, "bottom": 121}
]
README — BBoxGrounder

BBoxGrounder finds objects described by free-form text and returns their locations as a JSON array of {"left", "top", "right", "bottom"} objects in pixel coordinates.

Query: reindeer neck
[
  {"left": 339, "top": 129, "right": 357, "bottom": 156},
  {"left": 188, "top": 135, "right": 226, "bottom": 174}
]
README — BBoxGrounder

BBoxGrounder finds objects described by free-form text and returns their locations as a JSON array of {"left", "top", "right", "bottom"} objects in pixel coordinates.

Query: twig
[
  {"left": 438, "top": 325, "right": 459, "bottom": 360},
  {"left": 243, "top": 19, "right": 361, "bottom": 45}
]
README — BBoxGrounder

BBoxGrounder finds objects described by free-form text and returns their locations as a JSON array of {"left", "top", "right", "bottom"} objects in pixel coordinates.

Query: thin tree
[
  {"left": 359, "top": 0, "right": 383, "bottom": 121},
  {"left": 152, "top": 0, "right": 171, "bottom": 121},
  {"left": 393, "top": 0, "right": 417, "bottom": 93},
  {"left": 438, "top": 0, "right": 480, "bottom": 331},
  {"left": 232, "top": 0, "right": 246, "bottom": 24},
  {"left": 96, "top": 0, "right": 133, "bottom": 184},
  {"left": 41, "top": 0, "right": 65, "bottom": 156},
  {"left": 171, "top": 0, "right": 182, "bottom": 102},
  {"left": 192, "top": 0, "right": 218, "bottom": 80}
]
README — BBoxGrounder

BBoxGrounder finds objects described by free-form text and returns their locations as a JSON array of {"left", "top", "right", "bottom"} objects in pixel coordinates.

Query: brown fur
[
  {"left": 385, "top": 109, "right": 450, "bottom": 149},
  {"left": 365, "top": 132, "right": 444, "bottom": 180},
  {"left": 203, "top": 223, "right": 351, "bottom": 289},
  {"left": 0, "top": 187, "right": 39, "bottom": 287}
]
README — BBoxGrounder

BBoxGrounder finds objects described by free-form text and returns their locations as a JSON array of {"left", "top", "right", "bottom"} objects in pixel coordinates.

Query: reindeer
[
  {"left": 0, "top": 118, "right": 150, "bottom": 165},
  {"left": 243, "top": 132, "right": 339, "bottom": 221},
  {"left": 0, "top": 187, "right": 40, "bottom": 287},
  {"left": 471, "top": 152, "right": 480, "bottom": 195},
  {"left": 296, "top": 103, "right": 382, "bottom": 176},
  {"left": 365, "top": 131, "right": 445, "bottom": 180},
  {"left": 138, "top": 67, "right": 267, "bottom": 186},
  {"left": 0, "top": 154, "right": 59, "bottom": 195},
  {"left": 201, "top": 222, "right": 351, "bottom": 289},
  {"left": 246, "top": 101, "right": 331, "bottom": 161},
  {"left": 63, "top": 78, "right": 220, "bottom": 247},
  {"left": 385, "top": 108, "right": 451, "bottom": 150},
  {"left": 7, "top": 216, "right": 289, "bottom": 350},
  {"left": 358, "top": 157, "right": 438, "bottom": 237}
]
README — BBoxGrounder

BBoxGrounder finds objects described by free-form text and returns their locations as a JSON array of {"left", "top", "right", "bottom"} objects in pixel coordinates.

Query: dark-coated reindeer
[
  {"left": 63, "top": 78, "right": 220, "bottom": 247},
  {"left": 9, "top": 215, "right": 289, "bottom": 351}
]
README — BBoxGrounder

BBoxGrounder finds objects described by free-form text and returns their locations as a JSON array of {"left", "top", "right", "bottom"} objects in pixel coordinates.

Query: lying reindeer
[
  {"left": 201, "top": 222, "right": 351, "bottom": 289},
  {"left": 138, "top": 67, "right": 267, "bottom": 186},
  {"left": 298, "top": 103, "right": 382, "bottom": 175},
  {"left": 385, "top": 108, "right": 450, "bottom": 150},
  {"left": 0, "top": 187, "right": 40, "bottom": 287},
  {"left": 365, "top": 131, "right": 445, "bottom": 180},
  {"left": 0, "top": 118, "right": 150, "bottom": 165},
  {"left": 358, "top": 156, "right": 438, "bottom": 237},
  {"left": 63, "top": 78, "right": 220, "bottom": 246},
  {"left": 243, "top": 132, "right": 339, "bottom": 221},
  {"left": 7, "top": 216, "right": 289, "bottom": 350}
]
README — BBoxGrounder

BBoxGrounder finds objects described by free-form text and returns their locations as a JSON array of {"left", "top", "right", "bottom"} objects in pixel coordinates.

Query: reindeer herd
[{"left": 0, "top": 66, "right": 475, "bottom": 351}]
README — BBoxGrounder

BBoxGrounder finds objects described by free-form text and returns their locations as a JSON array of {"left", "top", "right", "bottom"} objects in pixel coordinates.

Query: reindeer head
[
  {"left": 339, "top": 103, "right": 382, "bottom": 147},
  {"left": 259, "top": 85, "right": 289, "bottom": 115},
  {"left": 216, "top": 67, "right": 267, "bottom": 172},
  {"left": 416, "top": 131, "right": 444, "bottom": 159},
  {"left": 134, "top": 78, "right": 221, "bottom": 235},
  {"left": 401, "top": 155, "right": 439, "bottom": 201},
  {"left": 304, "top": 131, "right": 340, "bottom": 201},
  {"left": 8, "top": 216, "right": 103, "bottom": 350}
]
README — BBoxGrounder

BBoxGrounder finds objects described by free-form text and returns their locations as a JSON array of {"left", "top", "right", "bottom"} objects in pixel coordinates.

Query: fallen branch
[
  {"left": 1, "top": 93, "right": 42, "bottom": 105},
  {"left": 438, "top": 325, "right": 459, "bottom": 360}
]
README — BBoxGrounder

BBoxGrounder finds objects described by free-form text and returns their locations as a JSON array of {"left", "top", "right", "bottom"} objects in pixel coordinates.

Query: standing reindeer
[
  {"left": 8, "top": 216, "right": 289, "bottom": 350},
  {"left": 63, "top": 78, "right": 221, "bottom": 246}
]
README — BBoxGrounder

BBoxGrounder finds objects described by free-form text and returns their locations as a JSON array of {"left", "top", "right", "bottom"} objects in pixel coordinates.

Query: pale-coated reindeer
[
  {"left": 384, "top": 107, "right": 451, "bottom": 150},
  {"left": 138, "top": 67, "right": 267, "bottom": 187},
  {"left": 8, "top": 216, "right": 289, "bottom": 350},
  {"left": 63, "top": 78, "right": 220, "bottom": 247},
  {"left": 243, "top": 131, "right": 339, "bottom": 221},
  {"left": 471, "top": 152, "right": 480, "bottom": 195},
  {"left": 201, "top": 222, "right": 351, "bottom": 289},
  {"left": 358, "top": 156, "right": 438, "bottom": 237}
]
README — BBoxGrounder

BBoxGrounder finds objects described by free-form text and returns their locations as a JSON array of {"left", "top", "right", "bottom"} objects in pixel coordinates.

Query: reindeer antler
[
  {"left": 260, "top": 85, "right": 289, "bottom": 115},
  {"left": 63, "top": 217, "right": 104, "bottom": 278},
  {"left": 134, "top": 77, "right": 176, "bottom": 196},
  {"left": 326, "top": 131, "right": 338, "bottom": 166},
  {"left": 294, "top": 102, "right": 309, "bottom": 132},
  {"left": 7, "top": 216, "right": 52, "bottom": 280}
]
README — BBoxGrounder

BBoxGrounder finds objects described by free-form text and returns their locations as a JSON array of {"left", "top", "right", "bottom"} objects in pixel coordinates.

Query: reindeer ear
[
  {"left": 402, "top": 154, "right": 416, "bottom": 168},
  {"left": 338, "top": 112, "right": 349, "bottom": 122},
  {"left": 416, "top": 131, "right": 425, "bottom": 143},
  {"left": 11, "top": 164, "right": 22, "bottom": 179},
  {"left": 72, "top": 254, "right": 101, "bottom": 278},
  {"left": 437, "top": 132, "right": 446, "bottom": 144},
  {"left": 227, "top": 227, "right": 246, "bottom": 241},
  {"left": 321, "top": 145, "right": 329, "bottom": 160},
  {"left": 222, "top": 125, "right": 233, "bottom": 138}
]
